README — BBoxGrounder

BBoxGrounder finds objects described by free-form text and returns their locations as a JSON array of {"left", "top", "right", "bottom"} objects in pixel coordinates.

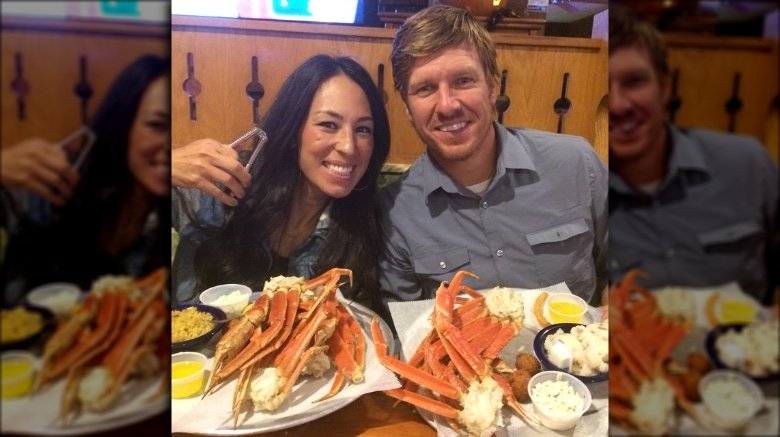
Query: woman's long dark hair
[
  {"left": 17, "top": 54, "right": 171, "bottom": 289},
  {"left": 192, "top": 55, "right": 390, "bottom": 305}
]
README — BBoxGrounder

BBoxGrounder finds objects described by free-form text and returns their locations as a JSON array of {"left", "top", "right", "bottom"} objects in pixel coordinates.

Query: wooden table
[
  {"left": 174, "top": 392, "right": 436, "bottom": 437},
  {"left": 3, "top": 411, "right": 171, "bottom": 437}
]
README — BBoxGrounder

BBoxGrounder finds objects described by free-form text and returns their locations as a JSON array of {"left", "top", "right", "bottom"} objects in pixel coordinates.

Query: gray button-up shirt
[
  {"left": 378, "top": 123, "right": 608, "bottom": 311},
  {"left": 609, "top": 124, "right": 778, "bottom": 302}
]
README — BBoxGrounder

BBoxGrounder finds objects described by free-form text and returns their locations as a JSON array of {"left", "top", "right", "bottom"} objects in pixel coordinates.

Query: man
[
  {"left": 378, "top": 6, "right": 608, "bottom": 317},
  {"left": 608, "top": 6, "right": 778, "bottom": 303}
]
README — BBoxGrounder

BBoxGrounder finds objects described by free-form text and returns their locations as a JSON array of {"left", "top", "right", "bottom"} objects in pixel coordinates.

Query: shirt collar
[
  {"left": 666, "top": 124, "right": 709, "bottom": 176},
  {"left": 420, "top": 122, "right": 537, "bottom": 199},
  {"left": 315, "top": 204, "right": 331, "bottom": 233},
  {"left": 609, "top": 123, "right": 711, "bottom": 194}
]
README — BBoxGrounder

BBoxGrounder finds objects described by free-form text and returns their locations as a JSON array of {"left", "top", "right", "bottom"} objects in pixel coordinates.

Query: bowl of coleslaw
[{"left": 528, "top": 370, "right": 592, "bottom": 430}]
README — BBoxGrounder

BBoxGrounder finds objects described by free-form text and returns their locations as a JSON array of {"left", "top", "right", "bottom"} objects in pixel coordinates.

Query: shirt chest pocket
[
  {"left": 526, "top": 217, "right": 593, "bottom": 292},
  {"left": 697, "top": 221, "right": 762, "bottom": 250},
  {"left": 694, "top": 220, "right": 764, "bottom": 287}
]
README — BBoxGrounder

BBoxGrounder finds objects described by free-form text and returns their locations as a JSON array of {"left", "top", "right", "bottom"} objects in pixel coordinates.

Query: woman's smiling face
[
  {"left": 127, "top": 76, "right": 170, "bottom": 198},
  {"left": 298, "top": 73, "right": 375, "bottom": 201}
]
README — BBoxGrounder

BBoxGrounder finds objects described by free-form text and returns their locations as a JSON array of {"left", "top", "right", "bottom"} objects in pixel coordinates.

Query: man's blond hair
[{"left": 390, "top": 5, "right": 499, "bottom": 99}]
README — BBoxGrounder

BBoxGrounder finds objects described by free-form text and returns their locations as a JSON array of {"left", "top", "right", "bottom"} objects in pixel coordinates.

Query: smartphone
[
  {"left": 56, "top": 126, "right": 96, "bottom": 172},
  {"left": 228, "top": 126, "right": 268, "bottom": 172}
]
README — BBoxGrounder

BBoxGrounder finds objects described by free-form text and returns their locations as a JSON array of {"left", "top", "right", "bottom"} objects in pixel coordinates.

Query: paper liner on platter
[{"left": 388, "top": 283, "right": 608, "bottom": 437}]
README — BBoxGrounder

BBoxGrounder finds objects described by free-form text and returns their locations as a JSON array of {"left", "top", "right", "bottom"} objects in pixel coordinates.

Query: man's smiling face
[
  {"left": 609, "top": 45, "right": 670, "bottom": 164},
  {"left": 403, "top": 42, "right": 498, "bottom": 165}
]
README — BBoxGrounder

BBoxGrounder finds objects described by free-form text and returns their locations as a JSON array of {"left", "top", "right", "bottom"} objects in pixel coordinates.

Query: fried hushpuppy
[
  {"left": 515, "top": 352, "right": 541, "bottom": 375},
  {"left": 508, "top": 369, "right": 532, "bottom": 402}
]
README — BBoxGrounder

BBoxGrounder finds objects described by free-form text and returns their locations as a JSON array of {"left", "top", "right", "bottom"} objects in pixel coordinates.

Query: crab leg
[
  {"left": 240, "top": 291, "right": 302, "bottom": 372},
  {"left": 435, "top": 313, "right": 489, "bottom": 381},
  {"left": 481, "top": 324, "right": 519, "bottom": 360},
  {"left": 203, "top": 294, "right": 271, "bottom": 396},
  {"left": 331, "top": 306, "right": 365, "bottom": 382},
  {"left": 304, "top": 268, "right": 353, "bottom": 291},
  {"left": 70, "top": 292, "right": 128, "bottom": 370},
  {"left": 87, "top": 343, "right": 156, "bottom": 413},
  {"left": 102, "top": 309, "right": 157, "bottom": 380},
  {"left": 459, "top": 317, "right": 497, "bottom": 341},
  {"left": 279, "top": 345, "right": 329, "bottom": 398},
  {"left": 36, "top": 295, "right": 99, "bottom": 390},
  {"left": 384, "top": 388, "right": 460, "bottom": 419},
  {"left": 128, "top": 267, "right": 168, "bottom": 322},
  {"left": 217, "top": 291, "right": 289, "bottom": 380},
  {"left": 60, "top": 366, "right": 86, "bottom": 425},
  {"left": 453, "top": 298, "right": 487, "bottom": 326},
  {"left": 39, "top": 292, "right": 121, "bottom": 389},
  {"left": 232, "top": 362, "right": 255, "bottom": 428},
  {"left": 60, "top": 308, "right": 156, "bottom": 423},
  {"left": 203, "top": 293, "right": 270, "bottom": 398},
  {"left": 275, "top": 308, "right": 329, "bottom": 375},
  {"left": 316, "top": 372, "right": 346, "bottom": 403},
  {"left": 371, "top": 318, "right": 460, "bottom": 400}
]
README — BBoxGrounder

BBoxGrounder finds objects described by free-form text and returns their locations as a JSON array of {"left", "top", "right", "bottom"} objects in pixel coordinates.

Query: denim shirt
[
  {"left": 172, "top": 188, "right": 330, "bottom": 304},
  {"left": 3, "top": 189, "right": 160, "bottom": 303}
]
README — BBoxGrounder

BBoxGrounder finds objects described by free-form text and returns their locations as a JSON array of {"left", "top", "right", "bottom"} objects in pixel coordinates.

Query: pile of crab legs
[
  {"left": 371, "top": 271, "right": 543, "bottom": 437},
  {"left": 201, "top": 268, "right": 366, "bottom": 428},
  {"left": 609, "top": 270, "right": 712, "bottom": 435},
  {"left": 33, "top": 267, "right": 169, "bottom": 426}
]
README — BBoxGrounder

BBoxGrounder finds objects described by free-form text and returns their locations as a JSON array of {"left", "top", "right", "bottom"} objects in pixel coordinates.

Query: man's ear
[
  {"left": 403, "top": 100, "right": 412, "bottom": 122},
  {"left": 490, "top": 76, "right": 499, "bottom": 105}
]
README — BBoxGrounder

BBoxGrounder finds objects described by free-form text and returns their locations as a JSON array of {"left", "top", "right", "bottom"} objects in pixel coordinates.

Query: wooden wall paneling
[
  {"left": 593, "top": 94, "right": 609, "bottom": 164},
  {"left": 1, "top": 17, "right": 168, "bottom": 149},
  {"left": 171, "top": 18, "right": 426, "bottom": 162},
  {"left": 665, "top": 34, "right": 779, "bottom": 162},
  {"left": 495, "top": 36, "right": 607, "bottom": 155},
  {"left": 171, "top": 16, "right": 607, "bottom": 165}
]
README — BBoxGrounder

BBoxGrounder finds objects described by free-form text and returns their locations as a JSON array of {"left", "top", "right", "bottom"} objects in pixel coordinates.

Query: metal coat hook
[
  {"left": 183, "top": 52, "right": 202, "bottom": 121},
  {"left": 496, "top": 69, "right": 510, "bottom": 124},
  {"left": 74, "top": 56, "right": 93, "bottom": 125},
  {"left": 667, "top": 69, "right": 682, "bottom": 123},
  {"left": 11, "top": 52, "right": 29, "bottom": 121},
  {"left": 554, "top": 72, "right": 572, "bottom": 133},
  {"left": 377, "top": 63, "right": 389, "bottom": 104},
  {"left": 245, "top": 56, "right": 265, "bottom": 126},
  {"left": 725, "top": 72, "right": 743, "bottom": 132}
]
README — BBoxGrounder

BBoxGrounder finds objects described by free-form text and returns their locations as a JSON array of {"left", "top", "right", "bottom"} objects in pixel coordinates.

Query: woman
[
  {"left": 174, "top": 55, "right": 390, "bottom": 307},
  {"left": 5, "top": 54, "right": 170, "bottom": 293}
]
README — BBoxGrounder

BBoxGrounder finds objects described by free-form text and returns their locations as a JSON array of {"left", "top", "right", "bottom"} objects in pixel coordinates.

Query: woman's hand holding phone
[
  {"left": 1, "top": 138, "right": 79, "bottom": 206},
  {"left": 172, "top": 138, "right": 251, "bottom": 206}
]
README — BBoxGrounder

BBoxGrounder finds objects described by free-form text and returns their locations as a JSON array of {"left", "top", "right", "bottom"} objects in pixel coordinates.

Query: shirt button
[
  {"left": 481, "top": 201, "right": 488, "bottom": 209},
  {"left": 666, "top": 249, "right": 675, "bottom": 258},
  {"left": 496, "top": 249, "right": 504, "bottom": 257},
  {"left": 439, "top": 261, "right": 447, "bottom": 269}
]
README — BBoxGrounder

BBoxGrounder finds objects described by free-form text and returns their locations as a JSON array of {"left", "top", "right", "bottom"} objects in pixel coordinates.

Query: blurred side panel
[
  {"left": 665, "top": 35, "right": 778, "bottom": 164},
  {"left": 1, "top": 1, "right": 169, "bottom": 147}
]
